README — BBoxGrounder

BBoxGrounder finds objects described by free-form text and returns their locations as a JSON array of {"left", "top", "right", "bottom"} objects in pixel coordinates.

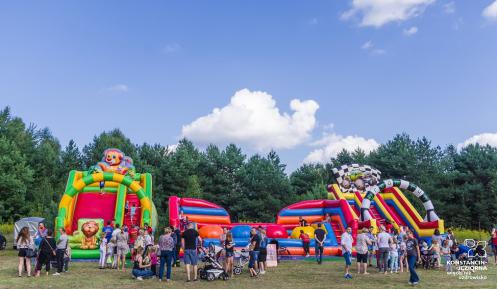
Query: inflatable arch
[
  {"left": 361, "top": 179, "right": 439, "bottom": 222},
  {"left": 56, "top": 171, "right": 153, "bottom": 232}
]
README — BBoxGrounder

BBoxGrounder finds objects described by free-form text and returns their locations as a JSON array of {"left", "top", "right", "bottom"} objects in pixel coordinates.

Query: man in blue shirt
[{"left": 103, "top": 221, "right": 113, "bottom": 242}]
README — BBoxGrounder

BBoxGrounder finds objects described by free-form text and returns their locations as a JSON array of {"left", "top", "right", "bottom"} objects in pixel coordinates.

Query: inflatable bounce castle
[
  {"left": 55, "top": 149, "right": 157, "bottom": 259},
  {"left": 169, "top": 164, "right": 444, "bottom": 256}
]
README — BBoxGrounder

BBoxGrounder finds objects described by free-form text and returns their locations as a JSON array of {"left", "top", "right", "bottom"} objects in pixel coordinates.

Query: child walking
[
  {"left": 389, "top": 239, "right": 399, "bottom": 273},
  {"left": 399, "top": 235, "right": 407, "bottom": 272},
  {"left": 441, "top": 240, "right": 452, "bottom": 272},
  {"left": 99, "top": 232, "right": 108, "bottom": 269}
]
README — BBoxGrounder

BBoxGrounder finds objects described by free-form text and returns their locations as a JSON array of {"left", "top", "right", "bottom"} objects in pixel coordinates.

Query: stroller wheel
[
  {"left": 233, "top": 266, "right": 242, "bottom": 275},
  {"left": 198, "top": 268, "right": 206, "bottom": 279},
  {"left": 207, "top": 272, "right": 215, "bottom": 281}
]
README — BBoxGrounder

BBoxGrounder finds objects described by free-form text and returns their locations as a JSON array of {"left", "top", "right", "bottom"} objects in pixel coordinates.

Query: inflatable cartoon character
[
  {"left": 97, "top": 148, "right": 126, "bottom": 173},
  {"left": 80, "top": 220, "right": 99, "bottom": 249}
]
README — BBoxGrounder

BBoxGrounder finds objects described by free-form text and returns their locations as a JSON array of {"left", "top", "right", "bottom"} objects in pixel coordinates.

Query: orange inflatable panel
[
  {"left": 277, "top": 215, "right": 324, "bottom": 225},
  {"left": 185, "top": 214, "right": 231, "bottom": 224}
]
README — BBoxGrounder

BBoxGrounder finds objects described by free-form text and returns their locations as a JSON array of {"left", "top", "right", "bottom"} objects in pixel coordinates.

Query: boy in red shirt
[{"left": 299, "top": 230, "right": 311, "bottom": 257}]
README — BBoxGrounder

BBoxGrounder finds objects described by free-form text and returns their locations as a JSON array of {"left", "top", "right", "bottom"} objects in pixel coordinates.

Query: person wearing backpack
[{"left": 35, "top": 229, "right": 56, "bottom": 277}]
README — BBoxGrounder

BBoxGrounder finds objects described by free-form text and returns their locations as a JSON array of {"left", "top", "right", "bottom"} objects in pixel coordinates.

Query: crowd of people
[
  {"left": 16, "top": 223, "right": 71, "bottom": 277},
  {"left": 338, "top": 225, "right": 465, "bottom": 285},
  {"left": 14, "top": 217, "right": 496, "bottom": 286}
]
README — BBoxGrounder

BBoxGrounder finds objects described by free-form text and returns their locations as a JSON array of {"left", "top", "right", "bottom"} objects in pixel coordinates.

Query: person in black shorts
[
  {"left": 258, "top": 228, "right": 268, "bottom": 274},
  {"left": 356, "top": 228, "right": 372, "bottom": 274},
  {"left": 314, "top": 223, "right": 326, "bottom": 264},
  {"left": 224, "top": 232, "right": 235, "bottom": 278}
]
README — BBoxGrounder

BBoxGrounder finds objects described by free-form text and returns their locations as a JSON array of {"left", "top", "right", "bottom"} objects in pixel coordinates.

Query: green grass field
[{"left": 0, "top": 247, "right": 496, "bottom": 289}]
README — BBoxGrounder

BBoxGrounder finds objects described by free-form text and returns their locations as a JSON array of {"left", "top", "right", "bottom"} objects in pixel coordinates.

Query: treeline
[{"left": 1, "top": 107, "right": 496, "bottom": 231}]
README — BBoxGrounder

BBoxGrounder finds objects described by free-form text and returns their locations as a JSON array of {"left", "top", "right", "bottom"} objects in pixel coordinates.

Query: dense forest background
[{"left": 1, "top": 107, "right": 496, "bottom": 231}]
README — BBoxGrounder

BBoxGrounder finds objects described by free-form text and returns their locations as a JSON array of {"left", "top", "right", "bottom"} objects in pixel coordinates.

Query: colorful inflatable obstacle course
[
  {"left": 168, "top": 163, "right": 444, "bottom": 256},
  {"left": 56, "top": 149, "right": 158, "bottom": 259}
]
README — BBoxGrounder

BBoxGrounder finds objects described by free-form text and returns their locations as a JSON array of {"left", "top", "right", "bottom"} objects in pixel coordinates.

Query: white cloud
[
  {"left": 181, "top": 89, "right": 319, "bottom": 151},
  {"left": 457, "top": 133, "right": 497, "bottom": 150},
  {"left": 361, "top": 41, "right": 386, "bottom": 55},
  {"left": 342, "top": 0, "right": 434, "bottom": 27},
  {"left": 483, "top": 0, "right": 497, "bottom": 20},
  {"left": 361, "top": 40, "right": 374, "bottom": 49},
  {"left": 443, "top": 1, "right": 455, "bottom": 14},
  {"left": 403, "top": 26, "right": 418, "bottom": 36},
  {"left": 304, "top": 133, "right": 380, "bottom": 163},
  {"left": 163, "top": 42, "right": 181, "bottom": 54},
  {"left": 107, "top": 84, "right": 128, "bottom": 93}
]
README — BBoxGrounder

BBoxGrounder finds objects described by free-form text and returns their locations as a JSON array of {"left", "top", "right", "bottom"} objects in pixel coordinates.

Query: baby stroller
[
  {"left": 198, "top": 244, "right": 229, "bottom": 281},
  {"left": 233, "top": 248, "right": 250, "bottom": 275},
  {"left": 420, "top": 244, "right": 436, "bottom": 269}
]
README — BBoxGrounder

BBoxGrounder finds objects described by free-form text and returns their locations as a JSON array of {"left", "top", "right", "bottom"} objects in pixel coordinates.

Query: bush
[
  {"left": 0, "top": 223, "right": 14, "bottom": 234},
  {"left": 451, "top": 228, "right": 491, "bottom": 242}
]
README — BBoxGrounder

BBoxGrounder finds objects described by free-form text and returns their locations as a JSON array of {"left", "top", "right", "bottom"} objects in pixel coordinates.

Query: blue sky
[{"left": 1, "top": 1, "right": 497, "bottom": 171}]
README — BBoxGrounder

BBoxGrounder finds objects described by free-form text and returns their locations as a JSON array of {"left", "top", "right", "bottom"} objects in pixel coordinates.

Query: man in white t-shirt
[
  {"left": 377, "top": 225, "right": 392, "bottom": 274},
  {"left": 341, "top": 227, "right": 353, "bottom": 279}
]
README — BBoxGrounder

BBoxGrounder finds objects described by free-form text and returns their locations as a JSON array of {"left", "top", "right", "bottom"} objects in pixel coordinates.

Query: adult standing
[
  {"left": 406, "top": 230, "right": 421, "bottom": 285},
  {"left": 172, "top": 225, "right": 181, "bottom": 267},
  {"left": 158, "top": 227, "right": 175, "bottom": 282},
  {"left": 377, "top": 225, "right": 391, "bottom": 274},
  {"left": 341, "top": 227, "right": 353, "bottom": 279},
  {"left": 258, "top": 228, "right": 268, "bottom": 275},
  {"left": 356, "top": 228, "right": 372, "bottom": 275},
  {"left": 431, "top": 229, "right": 442, "bottom": 246},
  {"left": 314, "top": 223, "right": 326, "bottom": 264},
  {"left": 34, "top": 229, "right": 56, "bottom": 277},
  {"left": 116, "top": 227, "right": 129, "bottom": 272},
  {"left": 34, "top": 223, "right": 48, "bottom": 247},
  {"left": 53, "top": 228, "right": 68, "bottom": 276},
  {"left": 103, "top": 221, "right": 114, "bottom": 243},
  {"left": 248, "top": 228, "right": 261, "bottom": 277},
  {"left": 16, "top": 227, "right": 34, "bottom": 277},
  {"left": 491, "top": 228, "right": 497, "bottom": 265},
  {"left": 182, "top": 222, "right": 201, "bottom": 282},
  {"left": 224, "top": 232, "right": 235, "bottom": 278},
  {"left": 367, "top": 226, "right": 377, "bottom": 267}
]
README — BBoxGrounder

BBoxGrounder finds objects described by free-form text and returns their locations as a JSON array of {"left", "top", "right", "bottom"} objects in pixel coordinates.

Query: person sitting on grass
[
  {"left": 299, "top": 230, "right": 311, "bottom": 257},
  {"left": 356, "top": 228, "right": 372, "bottom": 275},
  {"left": 314, "top": 223, "right": 326, "bottom": 264},
  {"left": 341, "top": 227, "right": 353, "bottom": 279},
  {"left": 132, "top": 246, "right": 154, "bottom": 280}
]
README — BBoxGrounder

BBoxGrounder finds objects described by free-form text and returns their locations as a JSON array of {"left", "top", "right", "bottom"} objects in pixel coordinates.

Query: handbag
[{"left": 26, "top": 247, "right": 37, "bottom": 258}]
